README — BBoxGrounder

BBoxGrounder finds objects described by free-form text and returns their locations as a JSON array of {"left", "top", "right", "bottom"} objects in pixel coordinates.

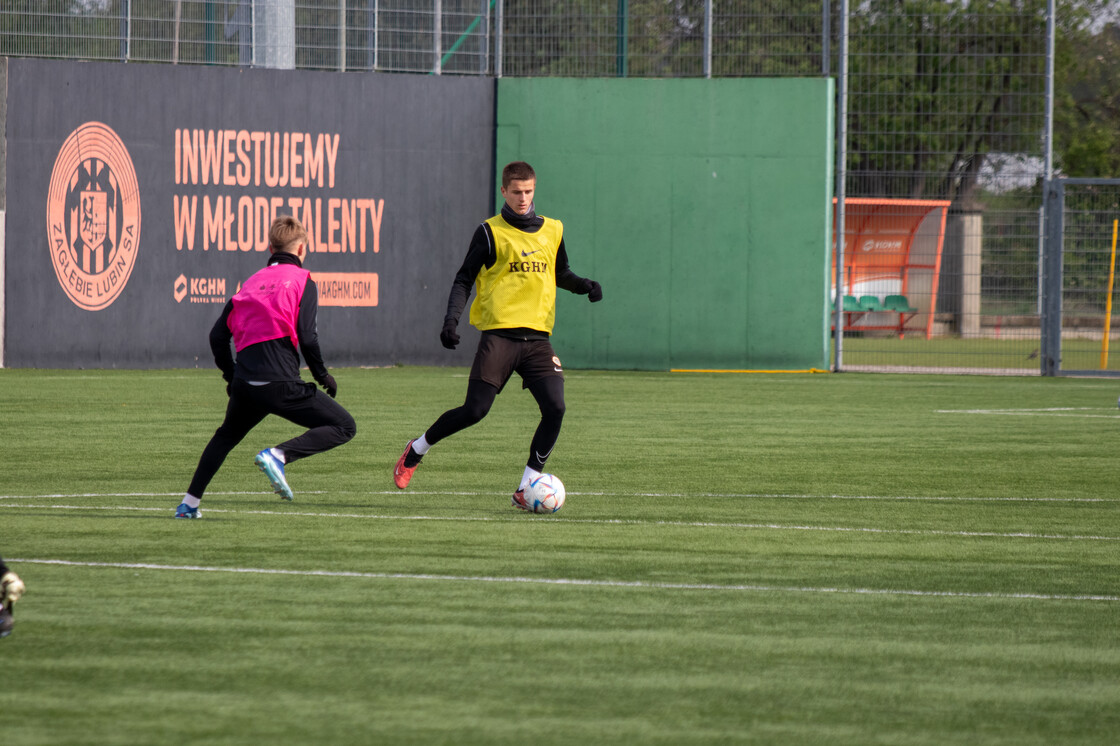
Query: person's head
[
  {"left": 269, "top": 214, "right": 308, "bottom": 260},
  {"left": 500, "top": 161, "right": 536, "bottom": 215}
]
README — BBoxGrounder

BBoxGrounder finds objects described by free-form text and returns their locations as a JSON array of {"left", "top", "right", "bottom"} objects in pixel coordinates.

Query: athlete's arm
[
  {"left": 554, "top": 239, "right": 583, "bottom": 292},
  {"left": 554, "top": 239, "right": 603, "bottom": 301},
  {"left": 296, "top": 280, "right": 331, "bottom": 386},
  {"left": 209, "top": 301, "right": 236, "bottom": 382},
  {"left": 444, "top": 223, "right": 495, "bottom": 324}
]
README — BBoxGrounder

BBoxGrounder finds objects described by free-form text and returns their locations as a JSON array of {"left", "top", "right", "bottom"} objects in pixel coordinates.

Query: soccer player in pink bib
[{"left": 176, "top": 215, "right": 355, "bottom": 518}]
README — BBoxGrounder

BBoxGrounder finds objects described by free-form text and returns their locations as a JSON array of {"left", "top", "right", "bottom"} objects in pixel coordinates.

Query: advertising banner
[{"left": 4, "top": 59, "right": 493, "bottom": 368}]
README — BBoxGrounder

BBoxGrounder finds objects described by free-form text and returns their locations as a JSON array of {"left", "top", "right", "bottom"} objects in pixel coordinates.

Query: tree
[
  {"left": 845, "top": 0, "right": 1048, "bottom": 203},
  {"left": 1054, "top": 21, "right": 1120, "bottom": 177},
  {"left": 843, "top": 0, "right": 1116, "bottom": 202}
]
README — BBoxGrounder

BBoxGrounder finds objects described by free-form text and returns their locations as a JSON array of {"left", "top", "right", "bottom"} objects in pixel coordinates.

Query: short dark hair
[{"left": 502, "top": 161, "right": 535, "bottom": 188}]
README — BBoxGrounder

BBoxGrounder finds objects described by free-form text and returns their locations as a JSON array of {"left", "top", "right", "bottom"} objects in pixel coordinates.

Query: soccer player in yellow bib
[{"left": 394, "top": 161, "right": 603, "bottom": 508}]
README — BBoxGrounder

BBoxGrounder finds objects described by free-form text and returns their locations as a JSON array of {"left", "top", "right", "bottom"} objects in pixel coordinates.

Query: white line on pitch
[
  {"left": 2, "top": 503, "right": 1117, "bottom": 542},
  {"left": 10, "top": 558, "right": 1118, "bottom": 603},
  {"left": 937, "top": 407, "right": 1120, "bottom": 418},
  {"left": 0, "top": 491, "right": 325, "bottom": 500},
  {"left": 1, "top": 491, "right": 1114, "bottom": 503}
]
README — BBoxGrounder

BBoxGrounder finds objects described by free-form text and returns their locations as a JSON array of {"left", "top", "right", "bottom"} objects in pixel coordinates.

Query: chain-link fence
[{"left": 0, "top": 1, "right": 1097, "bottom": 374}]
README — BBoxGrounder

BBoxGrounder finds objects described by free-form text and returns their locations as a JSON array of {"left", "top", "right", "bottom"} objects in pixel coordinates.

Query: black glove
[
  {"left": 583, "top": 279, "right": 603, "bottom": 303},
  {"left": 318, "top": 374, "right": 338, "bottom": 398},
  {"left": 440, "top": 319, "right": 460, "bottom": 350}
]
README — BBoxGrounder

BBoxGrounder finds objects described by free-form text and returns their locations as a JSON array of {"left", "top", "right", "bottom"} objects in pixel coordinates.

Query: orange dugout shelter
[{"left": 832, "top": 198, "right": 951, "bottom": 339}]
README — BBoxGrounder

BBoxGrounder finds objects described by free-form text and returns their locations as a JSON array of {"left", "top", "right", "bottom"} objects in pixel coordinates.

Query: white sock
[
  {"left": 519, "top": 467, "right": 542, "bottom": 491},
  {"left": 182, "top": 494, "right": 201, "bottom": 509},
  {"left": 270, "top": 447, "right": 286, "bottom": 464},
  {"left": 412, "top": 434, "right": 431, "bottom": 456}
]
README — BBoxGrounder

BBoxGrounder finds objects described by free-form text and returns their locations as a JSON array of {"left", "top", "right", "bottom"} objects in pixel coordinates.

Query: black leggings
[
  {"left": 425, "top": 376, "right": 565, "bottom": 471},
  {"left": 188, "top": 379, "right": 356, "bottom": 498}
]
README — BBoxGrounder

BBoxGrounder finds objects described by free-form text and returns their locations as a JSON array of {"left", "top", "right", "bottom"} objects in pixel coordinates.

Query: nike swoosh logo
[{"left": 521, "top": 249, "right": 542, "bottom": 257}]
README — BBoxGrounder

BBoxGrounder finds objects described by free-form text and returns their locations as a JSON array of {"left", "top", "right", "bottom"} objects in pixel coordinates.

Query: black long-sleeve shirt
[
  {"left": 444, "top": 203, "right": 592, "bottom": 339},
  {"left": 209, "top": 252, "right": 330, "bottom": 384}
]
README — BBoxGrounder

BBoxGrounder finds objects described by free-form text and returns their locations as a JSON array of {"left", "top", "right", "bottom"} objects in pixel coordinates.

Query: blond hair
[{"left": 269, "top": 215, "right": 308, "bottom": 254}]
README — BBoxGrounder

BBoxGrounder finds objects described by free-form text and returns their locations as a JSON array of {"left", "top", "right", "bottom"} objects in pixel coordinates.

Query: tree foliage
[
  {"left": 847, "top": 0, "right": 1071, "bottom": 202},
  {"left": 1054, "top": 20, "right": 1120, "bottom": 177}
]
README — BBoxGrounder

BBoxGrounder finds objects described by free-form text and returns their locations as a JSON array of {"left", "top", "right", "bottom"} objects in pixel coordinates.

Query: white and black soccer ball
[{"left": 523, "top": 473, "right": 566, "bottom": 514}]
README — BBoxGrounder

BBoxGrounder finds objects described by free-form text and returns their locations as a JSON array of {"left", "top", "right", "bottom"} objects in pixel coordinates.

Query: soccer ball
[{"left": 523, "top": 473, "right": 566, "bottom": 514}]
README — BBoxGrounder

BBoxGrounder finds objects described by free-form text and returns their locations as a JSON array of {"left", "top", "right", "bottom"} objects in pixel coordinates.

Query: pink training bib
[{"left": 229, "top": 263, "right": 310, "bottom": 352}]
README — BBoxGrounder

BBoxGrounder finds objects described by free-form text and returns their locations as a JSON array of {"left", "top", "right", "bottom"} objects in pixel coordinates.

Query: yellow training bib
[{"left": 470, "top": 215, "right": 564, "bottom": 334}]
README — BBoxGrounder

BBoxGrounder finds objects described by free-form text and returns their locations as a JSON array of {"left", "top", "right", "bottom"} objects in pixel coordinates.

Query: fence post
[
  {"left": 433, "top": 0, "right": 442, "bottom": 74},
  {"left": 959, "top": 210, "right": 982, "bottom": 338},
  {"left": 254, "top": 0, "right": 295, "bottom": 69},
  {"left": 1040, "top": 179, "right": 1063, "bottom": 376},
  {"left": 495, "top": 0, "right": 503, "bottom": 78},
  {"left": 119, "top": 0, "right": 130, "bottom": 62},
  {"left": 339, "top": 0, "right": 346, "bottom": 71},
  {"left": 703, "top": 0, "right": 712, "bottom": 78},
  {"left": 616, "top": 0, "right": 627, "bottom": 77},
  {"left": 832, "top": 0, "right": 848, "bottom": 372},
  {"left": 822, "top": 0, "right": 830, "bottom": 75}
]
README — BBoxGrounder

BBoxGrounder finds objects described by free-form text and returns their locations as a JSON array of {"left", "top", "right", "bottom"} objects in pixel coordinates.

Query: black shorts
[{"left": 469, "top": 332, "right": 564, "bottom": 392}]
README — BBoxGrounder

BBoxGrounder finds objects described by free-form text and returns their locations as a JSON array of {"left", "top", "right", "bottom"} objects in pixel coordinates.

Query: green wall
[{"left": 496, "top": 78, "right": 834, "bottom": 370}]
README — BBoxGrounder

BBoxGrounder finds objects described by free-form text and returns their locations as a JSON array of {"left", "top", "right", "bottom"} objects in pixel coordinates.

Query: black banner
[{"left": 4, "top": 59, "right": 493, "bottom": 368}]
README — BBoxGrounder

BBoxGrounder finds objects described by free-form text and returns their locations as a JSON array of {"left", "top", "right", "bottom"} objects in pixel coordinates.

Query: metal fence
[
  {"left": 0, "top": 1, "right": 835, "bottom": 76},
  {"left": 833, "top": 2, "right": 1051, "bottom": 374},
  {"left": 1040, "top": 179, "right": 1120, "bottom": 376},
  {"left": 0, "top": 1, "right": 1090, "bottom": 374}
]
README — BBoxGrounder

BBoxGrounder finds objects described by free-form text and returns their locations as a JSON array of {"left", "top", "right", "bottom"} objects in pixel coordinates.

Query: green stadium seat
[
  {"left": 832, "top": 293, "right": 920, "bottom": 340},
  {"left": 883, "top": 294, "right": 916, "bottom": 312},
  {"left": 859, "top": 295, "right": 885, "bottom": 311}
]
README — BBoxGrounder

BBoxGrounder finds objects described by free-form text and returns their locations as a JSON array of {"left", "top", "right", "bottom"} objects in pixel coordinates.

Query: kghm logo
[
  {"left": 174, "top": 273, "right": 229, "bottom": 304},
  {"left": 508, "top": 260, "right": 548, "bottom": 274},
  {"left": 46, "top": 122, "right": 142, "bottom": 311},
  {"left": 860, "top": 238, "right": 904, "bottom": 252}
]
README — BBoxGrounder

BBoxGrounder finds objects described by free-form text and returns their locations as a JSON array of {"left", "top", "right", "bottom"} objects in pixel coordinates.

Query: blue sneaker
[
  {"left": 255, "top": 449, "right": 293, "bottom": 500},
  {"left": 174, "top": 502, "right": 201, "bottom": 519}
]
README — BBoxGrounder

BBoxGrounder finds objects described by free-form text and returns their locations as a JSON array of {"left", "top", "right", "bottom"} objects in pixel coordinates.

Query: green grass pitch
[{"left": 2, "top": 367, "right": 1120, "bottom": 744}]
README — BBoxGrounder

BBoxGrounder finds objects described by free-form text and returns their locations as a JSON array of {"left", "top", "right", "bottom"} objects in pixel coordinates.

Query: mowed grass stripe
[
  {"left": 3, "top": 490, "right": 1119, "bottom": 502},
  {"left": 12, "top": 558, "right": 1120, "bottom": 603},
  {"left": 3, "top": 501, "right": 1120, "bottom": 541}
]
